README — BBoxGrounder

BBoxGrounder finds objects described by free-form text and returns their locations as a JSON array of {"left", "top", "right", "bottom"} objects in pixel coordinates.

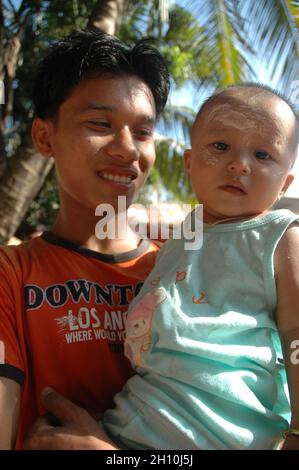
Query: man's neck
[{"left": 52, "top": 206, "right": 140, "bottom": 255}]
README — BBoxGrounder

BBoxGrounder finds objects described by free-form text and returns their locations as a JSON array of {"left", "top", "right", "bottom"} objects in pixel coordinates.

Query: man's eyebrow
[
  {"left": 81, "top": 103, "right": 156, "bottom": 123},
  {"left": 138, "top": 115, "right": 156, "bottom": 124},
  {"left": 82, "top": 103, "right": 116, "bottom": 112}
]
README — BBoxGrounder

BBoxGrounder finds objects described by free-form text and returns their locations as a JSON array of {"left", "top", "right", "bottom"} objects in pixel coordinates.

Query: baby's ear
[
  {"left": 31, "top": 118, "right": 54, "bottom": 158},
  {"left": 279, "top": 173, "right": 294, "bottom": 198}
]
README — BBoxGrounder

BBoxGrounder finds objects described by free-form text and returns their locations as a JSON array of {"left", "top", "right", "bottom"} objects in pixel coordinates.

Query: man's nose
[
  {"left": 227, "top": 155, "right": 251, "bottom": 176},
  {"left": 106, "top": 128, "right": 139, "bottom": 161}
]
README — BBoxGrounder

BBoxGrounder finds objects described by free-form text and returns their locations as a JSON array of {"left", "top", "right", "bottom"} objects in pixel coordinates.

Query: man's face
[
  {"left": 184, "top": 95, "right": 296, "bottom": 224},
  {"left": 45, "top": 75, "right": 156, "bottom": 211}
]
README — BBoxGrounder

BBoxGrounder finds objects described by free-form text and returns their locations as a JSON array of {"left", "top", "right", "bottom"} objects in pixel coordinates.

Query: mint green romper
[{"left": 103, "top": 209, "right": 298, "bottom": 449}]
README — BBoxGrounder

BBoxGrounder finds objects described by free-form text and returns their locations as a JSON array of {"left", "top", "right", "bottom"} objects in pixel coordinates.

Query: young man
[{"left": 0, "top": 30, "right": 169, "bottom": 449}]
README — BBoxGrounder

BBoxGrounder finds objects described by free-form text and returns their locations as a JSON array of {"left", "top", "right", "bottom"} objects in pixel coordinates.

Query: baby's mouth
[{"left": 219, "top": 184, "right": 246, "bottom": 195}]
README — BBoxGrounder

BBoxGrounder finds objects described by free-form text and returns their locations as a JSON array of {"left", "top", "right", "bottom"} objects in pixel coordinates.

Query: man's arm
[
  {"left": 275, "top": 224, "right": 299, "bottom": 450},
  {"left": 0, "top": 377, "right": 20, "bottom": 449},
  {"left": 23, "top": 388, "right": 119, "bottom": 450}
]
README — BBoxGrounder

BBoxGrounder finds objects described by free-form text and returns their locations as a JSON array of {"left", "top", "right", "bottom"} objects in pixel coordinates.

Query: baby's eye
[
  {"left": 213, "top": 142, "right": 229, "bottom": 151},
  {"left": 255, "top": 151, "right": 271, "bottom": 160}
]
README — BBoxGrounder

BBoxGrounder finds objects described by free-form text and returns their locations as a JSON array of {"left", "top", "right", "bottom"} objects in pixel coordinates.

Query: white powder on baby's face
[
  {"left": 192, "top": 98, "right": 291, "bottom": 172},
  {"left": 200, "top": 101, "right": 287, "bottom": 154},
  {"left": 204, "top": 103, "right": 269, "bottom": 132},
  {"left": 198, "top": 146, "right": 219, "bottom": 165},
  {"left": 194, "top": 103, "right": 266, "bottom": 166}
]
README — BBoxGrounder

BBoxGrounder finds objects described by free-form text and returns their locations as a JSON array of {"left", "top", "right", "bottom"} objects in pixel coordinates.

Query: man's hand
[
  {"left": 281, "top": 435, "right": 299, "bottom": 450},
  {"left": 23, "top": 388, "right": 119, "bottom": 450}
]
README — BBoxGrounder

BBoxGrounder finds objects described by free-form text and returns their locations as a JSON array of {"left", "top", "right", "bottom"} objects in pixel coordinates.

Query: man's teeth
[{"left": 101, "top": 172, "right": 132, "bottom": 184}]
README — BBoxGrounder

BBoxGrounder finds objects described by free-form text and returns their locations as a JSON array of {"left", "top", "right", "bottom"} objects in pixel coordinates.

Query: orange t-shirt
[{"left": 0, "top": 232, "right": 160, "bottom": 448}]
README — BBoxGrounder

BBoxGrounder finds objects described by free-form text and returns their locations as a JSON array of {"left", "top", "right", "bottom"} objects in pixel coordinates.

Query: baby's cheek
[{"left": 198, "top": 146, "right": 219, "bottom": 166}]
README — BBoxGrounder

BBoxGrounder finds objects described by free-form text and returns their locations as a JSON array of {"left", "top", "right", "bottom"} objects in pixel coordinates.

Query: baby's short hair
[{"left": 194, "top": 82, "right": 299, "bottom": 153}]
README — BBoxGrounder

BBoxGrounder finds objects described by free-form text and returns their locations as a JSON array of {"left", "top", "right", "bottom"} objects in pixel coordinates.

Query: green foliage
[
  {"left": 155, "top": 138, "right": 195, "bottom": 203},
  {"left": 119, "top": 3, "right": 217, "bottom": 87},
  {"left": 163, "top": 46, "right": 193, "bottom": 86},
  {"left": 13, "top": 1, "right": 100, "bottom": 135},
  {"left": 162, "top": 5, "right": 213, "bottom": 86}
]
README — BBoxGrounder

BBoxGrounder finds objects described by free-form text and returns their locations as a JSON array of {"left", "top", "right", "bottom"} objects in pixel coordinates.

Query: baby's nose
[{"left": 227, "top": 159, "right": 251, "bottom": 175}]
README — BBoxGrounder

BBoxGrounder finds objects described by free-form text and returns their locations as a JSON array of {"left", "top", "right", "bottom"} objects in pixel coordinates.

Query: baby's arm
[{"left": 275, "top": 224, "right": 299, "bottom": 450}]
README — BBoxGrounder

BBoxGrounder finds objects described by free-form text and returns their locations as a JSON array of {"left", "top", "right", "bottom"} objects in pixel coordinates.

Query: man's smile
[{"left": 97, "top": 167, "right": 138, "bottom": 186}]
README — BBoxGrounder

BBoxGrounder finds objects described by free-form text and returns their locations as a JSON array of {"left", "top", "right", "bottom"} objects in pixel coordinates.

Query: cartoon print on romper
[{"left": 125, "top": 287, "right": 167, "bottom": 366}]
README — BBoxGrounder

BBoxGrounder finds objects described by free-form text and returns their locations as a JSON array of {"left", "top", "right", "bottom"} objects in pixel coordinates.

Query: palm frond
[
  {"left": 118, "top": 2, "right": 150, "bottom": 41},
  {"left": 154, "top": 137, "right": 195, "bottom": 202},
  {"left": 286, "top": 0, "right": 299, "bottom": 28},
  {"left": 179, "top": 0, "right": 257, "bottom": 88},
  {"left": 237, "top": 0, "right": 299, "bottom": 94},
  {"left": 158, "top": 104, "right": 195, "bottom": 144}
]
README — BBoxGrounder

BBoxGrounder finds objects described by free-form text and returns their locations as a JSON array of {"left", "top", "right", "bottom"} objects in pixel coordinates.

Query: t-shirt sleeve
[{"left": 0, "top": 247, "right": 25, "bottom": 385}]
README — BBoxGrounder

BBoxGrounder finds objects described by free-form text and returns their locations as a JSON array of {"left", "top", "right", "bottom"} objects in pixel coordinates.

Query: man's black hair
[{"left": 33, "top": 30, "right": 170, "bottom": 119}]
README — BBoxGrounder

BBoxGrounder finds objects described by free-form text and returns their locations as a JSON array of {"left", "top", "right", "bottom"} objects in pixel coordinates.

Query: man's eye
[
  {"left": 88, "top": 120, "right": 111, "bottom": 128},
  {"left": 135, "top": 128, "right": 153, "bottom": 137},
  {"left": 213, "top": 142, "right": 228, "bottom": 151},
  {"left": 256, "top": 151, "right": 271, "bottom": 160}
]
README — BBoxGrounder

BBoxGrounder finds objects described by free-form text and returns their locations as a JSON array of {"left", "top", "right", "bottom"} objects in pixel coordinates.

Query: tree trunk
[
  {"left": 0, "top": 145, "right": 53, "bottom": 243},
  {"left": 87, "top": 0, "right": 128, "bottom": 35},
  {"left": 0, "top": 34, "right": 22, "bottom": 176},
  {"left": 0, "top": 1, "right": 7, "bottom": 176}
]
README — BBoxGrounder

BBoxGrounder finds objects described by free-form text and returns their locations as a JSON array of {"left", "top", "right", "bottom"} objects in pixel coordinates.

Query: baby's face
[{"left": 184, "top": 95, "right": 296, "bottom": 224}]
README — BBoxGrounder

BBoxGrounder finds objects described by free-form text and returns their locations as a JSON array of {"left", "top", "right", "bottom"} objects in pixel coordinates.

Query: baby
[{"left": 101, "top": 84, "right": 299, "bottom": 450}]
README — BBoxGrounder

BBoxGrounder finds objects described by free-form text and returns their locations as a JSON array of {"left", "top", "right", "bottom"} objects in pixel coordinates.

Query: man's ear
[
  {"left": 278, "top": 173, "right": 294, "bottom": 199},
  {"left": 31, "top": 118, "right": 54, "bottom": 158},
  {"left": 183, "top": 149, "right": 191, "bottom": 176}
]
